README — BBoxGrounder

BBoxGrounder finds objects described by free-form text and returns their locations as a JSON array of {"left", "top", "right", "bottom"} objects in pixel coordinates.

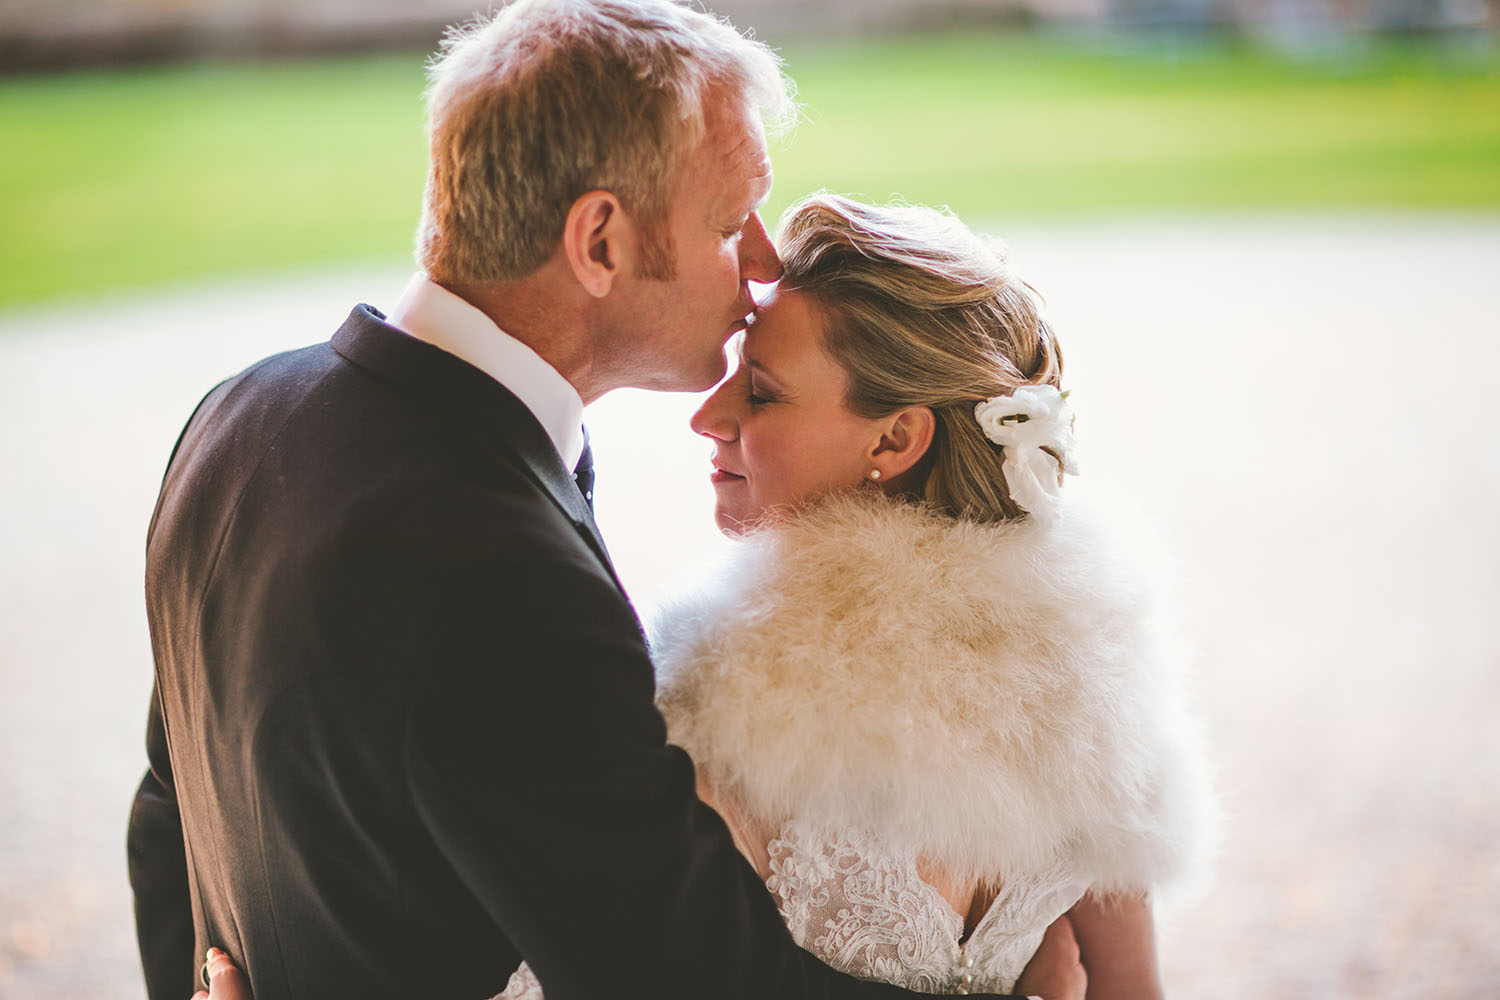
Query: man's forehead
[
  {"left": 704, "top": 121, "right": 773, "bottom": 205},
  {"left": 745, "top": 158, "right": 774, "bottom": 205},
  {"left": 701, "top": 95, "right": 769, "bottom": 161},
  {"left": 702, "top": 166, "right": 771, "bottom": 225}
]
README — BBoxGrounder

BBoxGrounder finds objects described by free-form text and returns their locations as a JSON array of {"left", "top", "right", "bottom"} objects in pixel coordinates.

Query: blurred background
[{"left": 1, "top": 1, "right": 1497, "bottom": 997}]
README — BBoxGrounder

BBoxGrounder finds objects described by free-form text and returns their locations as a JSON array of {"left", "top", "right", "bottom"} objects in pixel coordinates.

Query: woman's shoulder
[
  {"left": 649, "top": 487, "right": 1213, "bottom": 892},
  {"left": 651, "top": 487, "right": 1169, "bottom": 689}
]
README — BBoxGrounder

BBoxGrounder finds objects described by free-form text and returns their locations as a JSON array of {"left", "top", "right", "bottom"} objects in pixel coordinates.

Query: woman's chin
[
  {"left": 714, "top": 508, "right": 750, "bottom": 537},
  {"left": 713, "top": 498, "right": 770, "bottom": 538}
]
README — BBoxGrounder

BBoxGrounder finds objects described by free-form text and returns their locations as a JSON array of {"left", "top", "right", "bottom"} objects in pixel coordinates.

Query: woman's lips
[{"left": 709, "top": 460, "right": 745, "bottom": 485}]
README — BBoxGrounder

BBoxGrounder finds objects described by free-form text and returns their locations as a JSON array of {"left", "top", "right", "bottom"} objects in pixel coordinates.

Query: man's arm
[
  {"left": 403, "top": 528, "right": 1031, "bottom": 1000},
  {"left": 127, "top": 679, "right": 195, "bottom": 1000}
]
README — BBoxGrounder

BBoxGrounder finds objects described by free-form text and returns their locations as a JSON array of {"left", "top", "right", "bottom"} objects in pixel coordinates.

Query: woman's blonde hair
[
  {"left": 419, "top": 0, "right": 793, "bottom": 284},
  {"left": 777, "top": 194, "right": 1064, "bottom": 524}
]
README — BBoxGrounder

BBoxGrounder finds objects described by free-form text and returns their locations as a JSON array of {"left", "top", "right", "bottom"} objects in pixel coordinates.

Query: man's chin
[
  {"left": 680, "top": 356, "right": 730, "bottom": 394},
  {"left": 628, "top": 351, "right": 727, "bottom": 394}
]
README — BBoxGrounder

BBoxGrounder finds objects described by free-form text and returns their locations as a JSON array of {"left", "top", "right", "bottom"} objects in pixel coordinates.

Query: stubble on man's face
[
  {"left": 633, "top": 208, "right": 676, "bottom": 280},
  {"left": 614, "top": 96, "right": 777, "bottom": 393}
]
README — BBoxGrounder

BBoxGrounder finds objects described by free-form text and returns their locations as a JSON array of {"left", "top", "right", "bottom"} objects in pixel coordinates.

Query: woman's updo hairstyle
[{"left": 776, "top": 193, "right": 1064, "bottom": 524}]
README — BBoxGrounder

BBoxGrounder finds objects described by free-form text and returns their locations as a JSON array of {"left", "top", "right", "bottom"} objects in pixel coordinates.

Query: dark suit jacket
[{"left": 128, "top": 306, "right": 1019, "bottom": 1000}]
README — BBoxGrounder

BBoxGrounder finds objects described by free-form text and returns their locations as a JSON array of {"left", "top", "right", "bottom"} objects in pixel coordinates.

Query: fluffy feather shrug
[{"left": 650, "top": 491, "right": 1213, "bottom": 895}]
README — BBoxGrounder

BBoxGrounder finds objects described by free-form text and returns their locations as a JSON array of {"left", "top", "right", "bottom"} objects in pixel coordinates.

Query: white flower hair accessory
[{"left": 973, "top": 384, "right": 1079, "bottom": 522}]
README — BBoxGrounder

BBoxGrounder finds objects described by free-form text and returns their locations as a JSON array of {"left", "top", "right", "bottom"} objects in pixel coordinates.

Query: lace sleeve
[{"left": 490, "top": 960, "right": 544, "bottom": 1000}]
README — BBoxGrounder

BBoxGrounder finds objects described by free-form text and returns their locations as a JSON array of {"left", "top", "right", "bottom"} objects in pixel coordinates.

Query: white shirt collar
[{"left": 385, "top": 273, "right": 585, "bottom": 471}]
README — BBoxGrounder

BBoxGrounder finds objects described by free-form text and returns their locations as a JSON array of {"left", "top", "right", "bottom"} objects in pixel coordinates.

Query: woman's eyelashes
[{"left": 746, "top": 370, "right": 784, "bottom": 406}]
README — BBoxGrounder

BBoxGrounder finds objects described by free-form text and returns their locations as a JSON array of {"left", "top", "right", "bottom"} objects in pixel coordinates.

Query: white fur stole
[{"left": 650, "top": 491, "right": 1213, "bottom": 895}]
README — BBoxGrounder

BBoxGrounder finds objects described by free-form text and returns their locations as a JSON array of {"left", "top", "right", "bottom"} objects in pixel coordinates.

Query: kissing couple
[{"left": 128, "top": 2, "right": 1213, "bottom": 999}]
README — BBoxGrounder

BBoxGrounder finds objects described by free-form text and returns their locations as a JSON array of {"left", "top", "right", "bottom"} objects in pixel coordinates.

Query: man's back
[{"left": 133, "top": 310, "right": 623, "bottom": 998}]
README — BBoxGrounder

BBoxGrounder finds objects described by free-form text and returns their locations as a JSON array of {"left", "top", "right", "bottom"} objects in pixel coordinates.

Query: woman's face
[{"left": 689, "top": 288, "right": 890, "bottom": 535}]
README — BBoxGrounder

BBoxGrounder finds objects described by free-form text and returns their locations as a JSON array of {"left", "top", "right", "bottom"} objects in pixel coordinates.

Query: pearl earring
[{"left": 868, "top": 469, "right": 882, "bottom": 481}]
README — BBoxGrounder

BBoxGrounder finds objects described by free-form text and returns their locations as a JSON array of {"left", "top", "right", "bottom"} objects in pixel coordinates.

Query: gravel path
[{"left": 2, "top": 214, "right": 1497, "bottom": 998}]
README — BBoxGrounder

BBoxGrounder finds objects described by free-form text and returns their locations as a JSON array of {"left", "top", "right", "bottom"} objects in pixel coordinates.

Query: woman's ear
[
  {"left": 561, "top": 190, "right": 627, "bottom": 298},
  {"left": 869, "top": 406, "right": 936, "bottom": 480}
]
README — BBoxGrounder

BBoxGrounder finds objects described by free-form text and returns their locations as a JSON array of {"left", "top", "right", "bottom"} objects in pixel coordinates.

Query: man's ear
[
  {"left": 561, "top": 190, "right": 627, "bottom": 298},
  {"left": 869, "top": 406, "right": 936, "bottom": 480}
]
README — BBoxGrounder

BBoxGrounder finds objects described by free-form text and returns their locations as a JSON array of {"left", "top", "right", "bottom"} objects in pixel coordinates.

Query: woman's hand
[
  {"left": 1013, "top": 914, "right": 1087, "bottom": 1000},
  {"left": 190, "top": 948, "right": 251, "bottom": 1000}
]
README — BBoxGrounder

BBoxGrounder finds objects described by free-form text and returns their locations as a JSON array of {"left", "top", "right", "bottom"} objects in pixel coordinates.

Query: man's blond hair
[{"left": 417, "top": 0, "right": 793, "bottom": 283}]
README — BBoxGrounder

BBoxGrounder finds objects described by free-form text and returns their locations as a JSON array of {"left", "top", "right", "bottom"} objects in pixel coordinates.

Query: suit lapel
[
  {"left": 331, "top": 305, "right": 624, "bottom": 592},
  {"left": 506, "top": 425, "right": 618, "bottom": 582}
]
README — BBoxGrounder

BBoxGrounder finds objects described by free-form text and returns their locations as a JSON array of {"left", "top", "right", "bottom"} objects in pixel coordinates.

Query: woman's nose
[{"left": 690, "top": 372, "right": 740, "bottom": 441}]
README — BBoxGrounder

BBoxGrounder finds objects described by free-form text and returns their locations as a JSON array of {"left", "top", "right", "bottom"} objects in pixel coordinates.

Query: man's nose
[{"left": 740, "top": 212, "right": 782, "bottom": 283}]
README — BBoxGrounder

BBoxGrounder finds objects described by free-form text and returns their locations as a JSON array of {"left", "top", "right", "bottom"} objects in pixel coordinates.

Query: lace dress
[
  {"left": 493, "top": 818, "right": 1086, "bottom": 998},
  {"left": 495, "top": 493, "right": 1212, "bottom": 998}
]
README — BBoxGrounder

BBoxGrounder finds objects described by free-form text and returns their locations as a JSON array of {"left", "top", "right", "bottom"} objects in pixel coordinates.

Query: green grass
[
  {"left": 0, "top": 56, "right": 430, "bottom": 308},
  {"left": 1, "top": 34, "right": 1497, "bottom": 310},
  {"left": 772, "top": 34, "right": 1500, "bottom": 218}
]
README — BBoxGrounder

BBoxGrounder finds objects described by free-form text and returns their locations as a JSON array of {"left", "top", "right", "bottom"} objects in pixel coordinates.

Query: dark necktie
[{"left": 573, "top": 430, "right": 595, "bottom": 512}]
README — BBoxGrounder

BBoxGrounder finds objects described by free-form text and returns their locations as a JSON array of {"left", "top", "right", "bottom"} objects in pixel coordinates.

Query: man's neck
[
  {"left": 388, "top": 274, "right": 586, "bottom": 469},
  {"left": 440, "top": 276, "right": 608, "bottom": 404}
]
